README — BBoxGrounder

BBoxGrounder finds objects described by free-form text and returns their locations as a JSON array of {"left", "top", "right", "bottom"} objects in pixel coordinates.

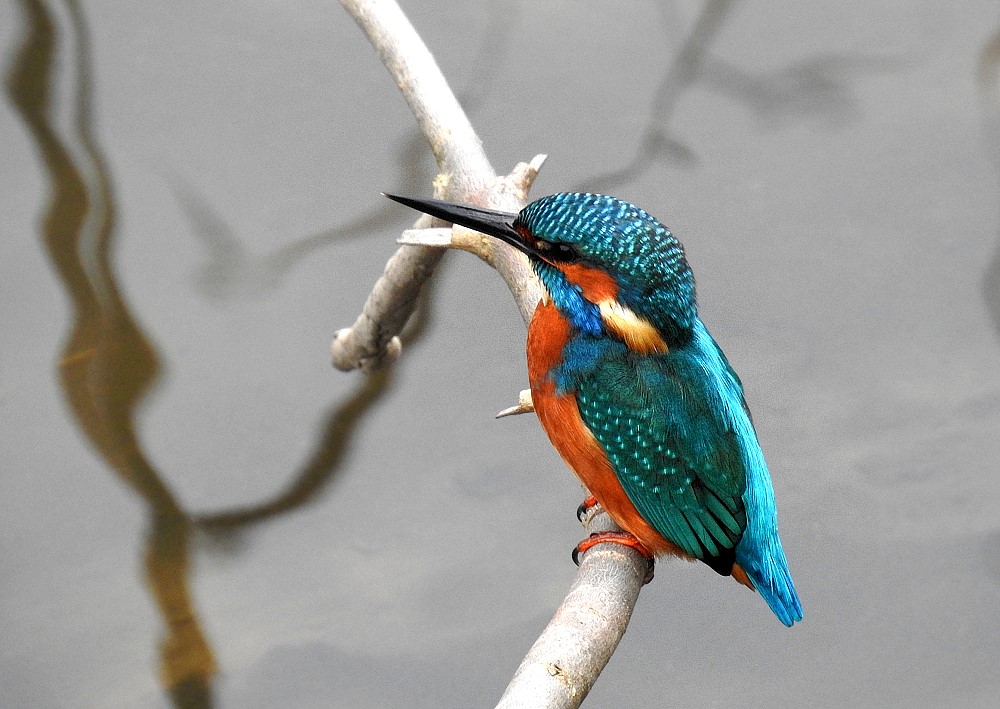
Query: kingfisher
[{"left": 386, "top": 191, "right": 802, "bottom": 626}]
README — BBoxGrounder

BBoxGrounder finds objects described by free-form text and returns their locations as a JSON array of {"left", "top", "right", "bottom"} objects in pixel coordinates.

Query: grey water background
[{"left": 2, "top": 0, "right": 999, "bottom": 707}]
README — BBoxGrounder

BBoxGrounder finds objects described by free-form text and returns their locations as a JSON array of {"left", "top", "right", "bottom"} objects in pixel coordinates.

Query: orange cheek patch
[
  {"left": 556, "top": 263, "right": 668, "bottom": 355},
  {"left": 557, "top": 262, "right": 619, "bottom": 302}
]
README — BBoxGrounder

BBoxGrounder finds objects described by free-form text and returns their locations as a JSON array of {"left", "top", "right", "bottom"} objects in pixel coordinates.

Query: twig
[
  {"left": 497, "top": 505, "right": 650, "bottom": 709},
  {"left": 495, "top": 389, "right": 534, "bottom": 418},
  {"left": 333, "top": 0, "right": 539, "bottom": 370}
]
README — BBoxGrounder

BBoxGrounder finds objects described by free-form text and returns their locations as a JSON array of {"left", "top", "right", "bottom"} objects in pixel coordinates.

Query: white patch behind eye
[{"left": 598, "top": 299, "right": 669, "bottom": 354}]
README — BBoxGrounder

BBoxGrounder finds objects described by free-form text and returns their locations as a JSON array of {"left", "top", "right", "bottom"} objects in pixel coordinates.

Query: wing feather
[{"left": 573, "top": 343, "right": 748, "bottom": 563}]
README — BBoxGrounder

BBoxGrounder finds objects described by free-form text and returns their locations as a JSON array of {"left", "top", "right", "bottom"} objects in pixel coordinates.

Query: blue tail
[
  {"left": 737, "top": 538, "right": 802, "bottom": 627},
  {"left": 693, "top": 321, "right": 802, "bottom": 626},
  {"left": 732, "top": 418, "right": 803, "bottom": 626},
  {"left": 732, "top": 426, "right": 803, "bottom": 626},
  {"left": 732, "top": 423, "right": 802, "bottom": 626}
]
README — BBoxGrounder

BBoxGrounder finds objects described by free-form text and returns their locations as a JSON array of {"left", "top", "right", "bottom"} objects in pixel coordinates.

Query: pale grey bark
[
  {"left": 334, "top": 2, "right": 648, "bottom": 706},
  {"left": 332, "top": 0, "right": 540, "bottom": 370}
]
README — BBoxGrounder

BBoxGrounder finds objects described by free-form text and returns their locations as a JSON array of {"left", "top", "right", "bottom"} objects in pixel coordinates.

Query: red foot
[
  {"left": 572, "top": 531, "right": 656, "bottom": 584},
  {"left": 576, "top": 531, "right": 653, "bottom": 558}
]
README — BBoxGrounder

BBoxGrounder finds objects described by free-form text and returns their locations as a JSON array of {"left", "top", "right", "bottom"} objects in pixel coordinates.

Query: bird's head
[{"left": 386, "top": 192, "right": 697, "bottom": 351}]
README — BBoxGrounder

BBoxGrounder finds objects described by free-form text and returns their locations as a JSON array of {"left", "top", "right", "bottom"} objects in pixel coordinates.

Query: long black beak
[{"left": 384, "top": 193, "right": 526, "bottom": 252}]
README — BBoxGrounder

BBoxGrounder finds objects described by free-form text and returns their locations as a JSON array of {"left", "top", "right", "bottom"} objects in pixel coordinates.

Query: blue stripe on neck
[{"left": 534, "top": 261, "right": 604, "bottom": 337}]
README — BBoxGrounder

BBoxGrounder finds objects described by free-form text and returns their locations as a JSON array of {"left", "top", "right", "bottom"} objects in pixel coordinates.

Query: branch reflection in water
[{"left": 5, "top": 1, "right": 430, "bottom": 706}]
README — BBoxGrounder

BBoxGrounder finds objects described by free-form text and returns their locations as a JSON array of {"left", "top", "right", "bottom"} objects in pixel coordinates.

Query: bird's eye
[
  {"left": 529, "top": 236, "right": 578, "bottom": 262},
  {"left": 553, "top": 243, "right": 579, "bottom": 262}
]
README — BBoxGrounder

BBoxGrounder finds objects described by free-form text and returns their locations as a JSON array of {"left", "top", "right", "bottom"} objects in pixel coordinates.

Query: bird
[{"left": 385, "top": 191, "right": 802, "bottom": 626}]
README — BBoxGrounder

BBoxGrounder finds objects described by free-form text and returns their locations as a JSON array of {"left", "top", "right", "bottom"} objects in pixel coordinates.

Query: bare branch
[
  {"left": 331, "top": 213, "right": 438, "bottom": 372},
  {"left": 497, "top": 506, "right": 650, "bottom": 709},
  {"left": 333, "top": 2, "right": 644, "bottom": 705},
  {"left": 331, "top": 154, "right": 544, "bottom": 371},
  {"left": 333, "top": 2, "right": 543, "bottom": 370},
  {"left": 340, "top": 0, "right": 493, "bottom": 182}
]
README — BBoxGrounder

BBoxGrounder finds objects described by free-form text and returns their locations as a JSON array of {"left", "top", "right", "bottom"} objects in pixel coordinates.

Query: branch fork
[{"left": 335, "top": 2, "right": 646, "bottom": 706}]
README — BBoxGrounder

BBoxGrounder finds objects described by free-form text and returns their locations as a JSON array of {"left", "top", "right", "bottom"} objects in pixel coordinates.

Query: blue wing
[{"left": 555, "top": 318, "right": 802, "bottom": 626}]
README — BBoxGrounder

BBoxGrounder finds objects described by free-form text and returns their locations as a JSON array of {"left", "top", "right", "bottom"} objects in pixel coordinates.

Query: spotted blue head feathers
[{"left": 517, "top": 193, "right": 697, "bottom": 345}]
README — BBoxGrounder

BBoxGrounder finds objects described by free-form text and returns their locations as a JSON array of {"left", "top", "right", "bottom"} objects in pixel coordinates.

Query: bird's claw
[
  {"left": 576, "top": 495, "right": 599, "bottom": 522},
  {"left": 572, "top": 531, "right": 656, "bottom": 584}
]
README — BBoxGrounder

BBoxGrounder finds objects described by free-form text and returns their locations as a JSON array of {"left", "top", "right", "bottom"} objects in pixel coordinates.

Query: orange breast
[{"left": 526, "top": 300, "right": 685, "bottom": 559}]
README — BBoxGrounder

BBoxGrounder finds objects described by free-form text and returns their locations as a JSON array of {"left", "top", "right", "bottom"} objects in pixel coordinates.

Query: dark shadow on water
[
  {"left": 5, "top": 1, "right": 433, "bottom": 707},
  {"left": 700, "top": 52, "right": 911, "bottom": 129},
  {"left": 174, "top": 128, "right": 431, "bottom": 301},
  {"left": 978, "top": 24, "right": 1000, "bottom": 345},
  {"left": 981, "top": 527, "right": 1000, "bottom": 584},
  {"left": 195, "top": 285, "right": 433, "bottom": 535},
  {"left": 578, "top": 0, "right": 737, "bottom": 194},
  {"left": 171, "top": 178, "right": 405, "bottom": 300},
  {"left": 977, "top": 24, "right": 1000, "bottom": 577},
  {"left": 179, "top": 2, "right": 519, "bottom": 303},
  {"left": 580, "top": 0, "right": 910, "bottom": 195}
]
